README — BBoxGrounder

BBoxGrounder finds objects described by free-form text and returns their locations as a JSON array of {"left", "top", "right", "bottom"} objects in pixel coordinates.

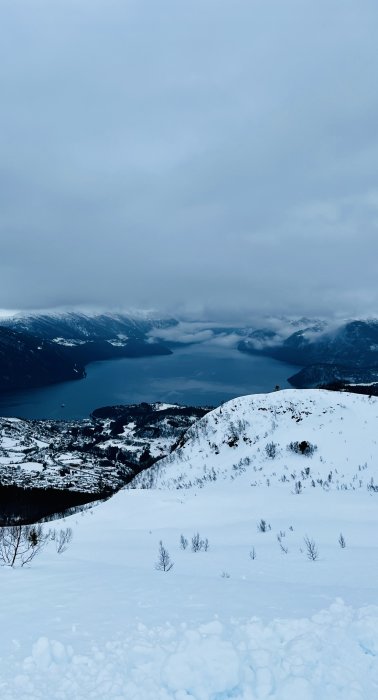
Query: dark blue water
[{"left": 0, "top": 345, "right": 298, "bottom": 420}]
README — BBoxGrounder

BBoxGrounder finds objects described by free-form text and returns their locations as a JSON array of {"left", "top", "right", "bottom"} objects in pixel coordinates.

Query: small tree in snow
[
  {"left": 257, "top": 519, "right": 271, "bottom": 533},
  {"left": 338, "top": 533, "right": 346, "bottom": 549},
  {"left": 50, "top": 527, "right": 73, "bottom": 554},
  {"left": 191, "top": 533, "right": 209, "bottom": 552},
  {"left": 0, "top": 524, "right": 48, "bottom": 567},
  {"left": 155, "top": 540, "right": 174, "bottom": 572},
  {"left": 265, "top": 442, "right": 277, "bottom": 459},
  {"left": 180, "top": 534, "right": 188, "bottom": 550},
  {"left": 303, "top": 535, "right": 319, "bottom": 561}
]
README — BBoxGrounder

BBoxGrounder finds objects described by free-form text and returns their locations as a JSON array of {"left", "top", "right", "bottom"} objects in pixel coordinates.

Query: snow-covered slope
[
  {"left": 131, "top": 389, "right": 378, "bottom": 492},
  {"left": 1, "top": 468, "right": 378, "bottom": 697},
  {"left": 1, "top": 389, "right": 378, "bottom": 698}
]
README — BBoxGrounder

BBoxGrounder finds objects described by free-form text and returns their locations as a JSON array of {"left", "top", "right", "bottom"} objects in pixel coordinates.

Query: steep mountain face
[
  {"left": 130, "top": 389, "right": 378, "bottom": 492},
  {"left": 0, "top": 312, "right": 174, "bottom": 392},
  {"left": 0, "top": 402, "right": 209, "bottom": 523},
  {"left": 239, "top": 320, "right": 378, "bottom": 387},
  {"left": 0, "top": 311, "right": 175, "bottom": 342},
  {"left": 0, "top": 327, "right": 85, "bottom": 392},
  {"left": 240, "top": 319, "right": 378, "bottom": 366},
  {"left": 288, "top": 364, "right": 378, "bottom": 390}
]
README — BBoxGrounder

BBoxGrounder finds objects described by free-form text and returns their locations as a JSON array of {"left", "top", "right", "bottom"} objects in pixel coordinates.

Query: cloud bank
[{"left": 1, "top": 0, "right": 377, "bottom": 318}]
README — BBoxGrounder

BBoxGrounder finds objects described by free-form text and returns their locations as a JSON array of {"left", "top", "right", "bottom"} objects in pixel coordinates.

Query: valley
[{"left": 0, "top": 402, "right": 208, "bottom": 523}]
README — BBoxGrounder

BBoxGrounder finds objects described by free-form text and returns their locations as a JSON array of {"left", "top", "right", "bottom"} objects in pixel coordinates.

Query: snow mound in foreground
[
  {"left": 2, "top": 600, "right": 378, "bottom": 700},
  {"left": 131, "top": 389, "right": 378, "bottom": 491}
]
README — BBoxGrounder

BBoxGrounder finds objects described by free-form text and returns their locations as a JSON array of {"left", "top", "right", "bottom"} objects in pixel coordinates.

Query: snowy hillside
[
  {"left": 1, "top": 389, "right": 378, "bottom": 697},
  {"left": 131, "top": 389, "right": 378, "bottom": 492}
]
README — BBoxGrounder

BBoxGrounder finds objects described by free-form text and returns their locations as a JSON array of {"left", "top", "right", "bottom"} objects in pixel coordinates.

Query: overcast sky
[{"left": 1, "top": 0, "right": 377, "bottom": 319}]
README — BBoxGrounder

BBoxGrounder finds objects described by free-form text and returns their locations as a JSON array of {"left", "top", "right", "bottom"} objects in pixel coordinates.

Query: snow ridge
[{"left": 131, "top": 389, "right": 378, "bottom": 492}]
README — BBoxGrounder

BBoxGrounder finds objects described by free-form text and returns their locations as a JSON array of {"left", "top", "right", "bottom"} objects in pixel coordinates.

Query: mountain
[
  {"left": 239, "top": 319, "right": 378, "bottom": 366},
  {"left": 130, "top": 388, "right": 378, "bottom": 491},
  {"left": 0, "top": 311, "right": 174, "bottom": 363},
  {"left": 0, "top": 311, "right": 175, "bottom": 342},
  {"left": 0, "top": 326, "right": 85, "bottom": 392},
  {"left": 0, "top": 312, "right": 174, "bottom": 393},
  {"left": 288, "top": 363, "right": 378, "bottom": 390},
  {"left": 239, "top": 319, "right": 378, "bottom": 388}
]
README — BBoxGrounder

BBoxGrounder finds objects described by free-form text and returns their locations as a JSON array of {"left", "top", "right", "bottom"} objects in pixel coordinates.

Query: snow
[
  {"left": 17, "top": 461, "right": 44, "bottom": 473},
  {"left": 0, "top": 389, "right": 378, "bottom": 697},
  {"left": 106, "top": 339, "right": 128, "bottom": 346},
  {"left": 0, "top": 483, "right": 377, "bottom": 697},
  {"left": 0, "top": 404, "right": 205, "bottom": 493},
  {"left": 5, "top": 606, "right": 375, "bottom": 700},
  {"left": 132, "top": 389, "right": 378, "bottom": 492},
  {"left": 52, "top": 338, "right": 87, "bottom": 346},
  {"left": 153, "top": 402, "right": 180, "bottom": 411},
  {"left": 349, "top": 381, "right": 378, "bottom": 387}
]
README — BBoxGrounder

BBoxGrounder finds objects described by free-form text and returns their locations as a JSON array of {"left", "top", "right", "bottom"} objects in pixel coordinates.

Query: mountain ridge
[
  {"left": 0, "top": 312, "right": 174, "bottom": 393},
  {"left": 130, "top": 388, "right": 378, "bottom": 493}
]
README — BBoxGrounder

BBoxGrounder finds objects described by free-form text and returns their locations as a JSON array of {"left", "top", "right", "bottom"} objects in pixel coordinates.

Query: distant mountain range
[
  {"left": 1, "top": 311, "right": 378, "bottom": 395},
  {"left": 0, "top": 312, "right": 173, "bottom": 393},
  {"left": 239, "top": 319, "right": 378, "bottom": 391}
]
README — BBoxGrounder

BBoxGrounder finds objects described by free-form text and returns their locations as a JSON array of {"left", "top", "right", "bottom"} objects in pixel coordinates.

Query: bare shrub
[
  {"left": 155, "top": 540, "right": 174, "bottom": 572},
  {"left": 180, "top": 534, "right": 188, "bottom": 550},
  {"left": 249, "top": 547, "right": 256, "bottom": 560},
  {"left": 0, "top": 524, "right": 48, "bottom": 567},
  {"left": 303, "top": 535, "right": 319, "bottom": 561},
  {"left": 338, "top": 533, "right": 346, "bottom": 549},
  {"left": 288, "top": 441, "right": 317, "bottom": 457},
  {"left": 265, "top": 442, "right": 277, "bottom": 459},
  {"left": 51, "top": 527, "right": 73, "bottom": 554},
  {"left": 257, "top": 519, "right": 271, "bottom": 533},
  {"left": 191, "top": 533, "right": 209, "bottom": 552}
]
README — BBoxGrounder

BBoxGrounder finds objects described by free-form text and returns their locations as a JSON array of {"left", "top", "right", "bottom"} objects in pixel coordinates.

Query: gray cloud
[{"left": 1, "top": 0, "right": 377, "bottom": 317}]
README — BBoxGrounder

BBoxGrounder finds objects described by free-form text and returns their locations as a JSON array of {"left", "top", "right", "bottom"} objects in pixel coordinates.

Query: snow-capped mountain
[
  {"left": 239, "top": 319, "right": 378, "bottom": 387},
  {"left": 0, "top": 310, "right": 175, "bottom": 344},
  {"left": 0, "top": 312, "right": 174, "bottom": 393},
  {"left": 131, "top": 389, "right": 378, "bottom": 492},
  {"left": 239, "top": 319, "right": 378, "bottom": 365}
]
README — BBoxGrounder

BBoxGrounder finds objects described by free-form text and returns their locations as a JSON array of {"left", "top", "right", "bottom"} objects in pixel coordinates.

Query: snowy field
[{"left": 0, "top": 390, "right": 378, "bottom": 698}]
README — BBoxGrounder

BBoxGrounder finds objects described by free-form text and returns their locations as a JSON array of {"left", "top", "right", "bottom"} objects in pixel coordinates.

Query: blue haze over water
[{"left": 0, "top": 345, "right": 298, "bottom": 420}]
